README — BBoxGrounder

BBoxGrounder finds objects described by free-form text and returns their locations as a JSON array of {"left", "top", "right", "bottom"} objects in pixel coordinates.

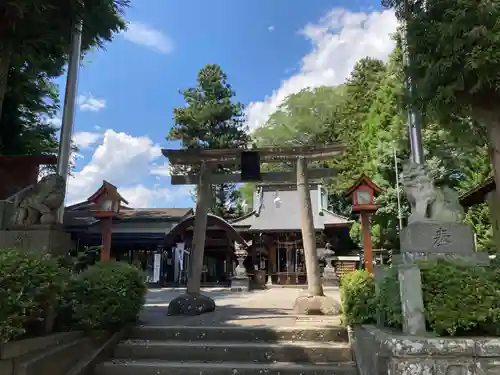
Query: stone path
[{"left": 140, "top": 287, "right": 342, "bottom": 327}]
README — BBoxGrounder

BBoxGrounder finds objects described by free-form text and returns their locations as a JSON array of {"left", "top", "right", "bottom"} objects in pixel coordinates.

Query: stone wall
[
  {"left": 350, "top": 325, "right": 500, "bottom": 375},
  {"left": 0, "top": 329, "right": 127, "bottom": 375}
]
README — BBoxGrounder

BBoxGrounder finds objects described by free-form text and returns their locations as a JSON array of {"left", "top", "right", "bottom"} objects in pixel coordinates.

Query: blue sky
[{"left": 63, "top": 0, "right": 398, "bottom": 208}]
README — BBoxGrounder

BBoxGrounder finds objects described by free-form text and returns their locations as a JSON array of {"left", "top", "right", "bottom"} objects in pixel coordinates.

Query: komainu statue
[
  {"left": 402, "top": 162, "right": 464, "bottom": 224},
  {"left": 10, "top": 174, "right": 66, "bottom": 227}
]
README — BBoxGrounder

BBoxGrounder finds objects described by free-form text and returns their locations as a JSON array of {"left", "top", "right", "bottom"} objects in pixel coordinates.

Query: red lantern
[
  {"left": 87, "top": 181, "right": 128, "bottom": 261},
  {"left": 344, "top": 174, "right": 383, "bottom": 273}
]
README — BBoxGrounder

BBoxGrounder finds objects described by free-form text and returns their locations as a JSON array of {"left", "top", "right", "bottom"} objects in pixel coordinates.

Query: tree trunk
[
  {"left": 296, "top": 156, "right": 324, "bottom": 296},
  {"left": 0, "top": 41, "right": 12, "bottom": 122}
]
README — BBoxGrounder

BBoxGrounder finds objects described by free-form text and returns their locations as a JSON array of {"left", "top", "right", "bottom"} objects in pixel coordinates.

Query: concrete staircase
[{"left": 93, "top": 325, "right": 357, "bottom": 375}]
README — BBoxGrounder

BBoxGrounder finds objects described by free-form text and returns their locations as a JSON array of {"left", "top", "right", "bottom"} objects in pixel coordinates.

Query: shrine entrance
[{"left": 164, "top": 213, "right": 248, "bottom": 287}]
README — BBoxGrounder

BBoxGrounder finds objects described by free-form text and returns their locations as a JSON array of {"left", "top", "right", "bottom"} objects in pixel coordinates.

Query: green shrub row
[
  {"left": 341, "top": 260, "right": 500, "bottom": 336},
  {"left": 0, "top": 248, "right": 147, "bottom": 343}
]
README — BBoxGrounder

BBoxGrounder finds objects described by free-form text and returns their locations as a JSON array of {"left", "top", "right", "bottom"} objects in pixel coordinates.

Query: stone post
[
  {"left": 296, "top": 156, "right": 323, "bottom": 296},
  {"left": 294, "top": 157, "right": 340, "bottom": 315},
  {"left": 187, "top": 164, "right": 211, "bottom": 294},
  {"left": 167, "top": 164, "right": 216, "bottom": 316},
  {"left": 398, "top": 264, "right": 426, "bottom": 335}
]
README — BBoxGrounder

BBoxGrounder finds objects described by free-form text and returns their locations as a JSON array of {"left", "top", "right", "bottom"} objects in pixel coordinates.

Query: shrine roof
[
  {"left": 64, "top": 201, "right": 192, "bottom": 227},
  {"left": 231, "top": 183, "right": 352, "bottom": 231},
  {"left": 459, "top": 176, "right": 496, "bottom": 207}
]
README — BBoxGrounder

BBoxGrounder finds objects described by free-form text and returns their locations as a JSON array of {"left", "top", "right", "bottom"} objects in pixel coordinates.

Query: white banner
[
  {"left": 176, "top": 242, "right": 185, "bottom": 272},
  {"left": 153, "top": 253, "right": 161, "bottom": 283}
]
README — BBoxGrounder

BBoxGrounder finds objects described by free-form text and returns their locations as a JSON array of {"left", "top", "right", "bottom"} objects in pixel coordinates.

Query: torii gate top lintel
[{"left": 161, "top": 144, "right": 344, "bottom": 166}]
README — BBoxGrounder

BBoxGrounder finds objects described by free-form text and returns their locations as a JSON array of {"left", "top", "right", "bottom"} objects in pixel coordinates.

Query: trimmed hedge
[
  {"left": 66, "top": 261, "right": 147, "bottom": 331},
  {"left": 340, "top": 270, "right": 377, "bottom": 326},
  {"left": 0, "top": 249, "right": 68, "bottom": 343},
  {"left": 1, "top": 248, "right": 148, "bottom": 343},
  {"left": 341, "top": 260, "right": 500, "bottom": 336}
]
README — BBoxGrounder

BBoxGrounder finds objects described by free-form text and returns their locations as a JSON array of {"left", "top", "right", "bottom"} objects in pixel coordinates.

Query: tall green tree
[
  {"left": 0, "top": 56, "right": 60, "bottom": 156},
  {"left": 252, "top": 46, "right": 493, "bottom": 251},
  {"left": 381, "top": 0, "right": 500, "bottom": 201},
  {"left": 168, "top": 64, "right": 250, "bottom": 218},
  {"left": 0, "top": 0, "right": 129, "bottom": 119}
]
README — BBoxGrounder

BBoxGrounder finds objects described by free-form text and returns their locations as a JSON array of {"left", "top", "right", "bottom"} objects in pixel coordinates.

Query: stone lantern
[
  {"left": 321, "top": 242, "right": 339, "bottom": 286},
  {"left": 231, "top": 242, "right": 250, "bottom": 292}
]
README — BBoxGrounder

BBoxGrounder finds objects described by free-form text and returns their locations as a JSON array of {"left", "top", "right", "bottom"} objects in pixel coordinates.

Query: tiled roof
[
  {"left": 232, "top": 184, "right": 351, "bottom": 231},
  {"left": 63, "top": 201, "right": 192, "bottom": 227}
]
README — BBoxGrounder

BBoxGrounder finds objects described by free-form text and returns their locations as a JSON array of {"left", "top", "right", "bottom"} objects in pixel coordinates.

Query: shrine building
[{"left": 64, "top": 181, "right": 361, "bottom": 287}]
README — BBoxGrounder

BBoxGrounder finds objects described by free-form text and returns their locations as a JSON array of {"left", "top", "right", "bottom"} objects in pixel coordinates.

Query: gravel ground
[{"left": 140, "top": 287, "right": 342, "bottom": 327}]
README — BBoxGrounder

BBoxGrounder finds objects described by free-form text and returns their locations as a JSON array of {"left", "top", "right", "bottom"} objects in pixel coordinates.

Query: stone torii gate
[{"left": 163, "top": 145, "right": 344, "bottom": 316}]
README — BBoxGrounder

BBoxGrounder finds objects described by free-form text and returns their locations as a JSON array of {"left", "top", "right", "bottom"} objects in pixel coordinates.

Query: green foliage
[
  {"left": 67, "top": 261, "right": 147, "bottom": 331},
  {"left": 340, "top": 270, "right": 377, "bottom": 326},
  {"left": 168, "top": 64, "right": 251, "bottom": 218},
  {"left": 0, "top": 55, "right": 60, "bottom": 156},
  {"left": 253, "top": 44, "right": 493, "bottom": 251},
  {"left": 419, "top": 261, "right": 500, "bottom": 336},
  {"left": 373, "top": 261, "right": 500, "bottom": 336},
  {"left": 0, "top": 1, "right": 128, "bottom": 160},
  {"left": 0, "top": 249, "right": 68, "bottom": 343},
  {"left": 377, "top": 267, "right": 402, "bottom": 328},
  {"left": 382, "top": 0, "right": 500, "bottom": 119}
]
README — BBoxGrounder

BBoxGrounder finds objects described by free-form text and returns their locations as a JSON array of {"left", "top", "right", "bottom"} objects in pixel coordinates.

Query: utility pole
[
  {"left": 393, "top": 142, "right": 403, "bottom": 232},
  {"left": 57, "top": 11, "right": 83, "bottom": 223},
  {"left": 402, "top": 0, "right": 424, "bottom": 166}
]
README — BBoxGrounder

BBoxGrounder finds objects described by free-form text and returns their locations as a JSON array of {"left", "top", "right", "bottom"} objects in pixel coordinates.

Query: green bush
[
  {"left": 68, "top": 261, "right": 147, "bottom": 331},
  {"left": 341, "top": 260, "right": 500, "bottom": 336},
  {"left": 0, "top": 249, "right": 67, "bottom": 343},
  {"left": 340, "top": 270, "right": 377, "bottom": 326},
  {"left": 378, "top": 267, "right": 402, "bottom": 329},
  {"left": 378, "top": 260, "right": 500, "bottom": 336}
]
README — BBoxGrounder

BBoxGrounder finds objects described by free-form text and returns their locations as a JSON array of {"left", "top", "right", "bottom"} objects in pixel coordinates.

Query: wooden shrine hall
[
  {"left": 63, "top": 181, "right": 360, "bottom": 288},
  {"left": 230, "top": 183, "right": 359, "bottom": 287}
]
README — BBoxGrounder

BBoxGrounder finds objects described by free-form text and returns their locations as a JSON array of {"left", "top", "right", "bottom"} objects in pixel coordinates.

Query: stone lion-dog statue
[
  {"left": 10, "top": 174, "right": 66, "bottom": 227},
  {"left": 402, "top": 162, "right": 464, "bottom": 224}
]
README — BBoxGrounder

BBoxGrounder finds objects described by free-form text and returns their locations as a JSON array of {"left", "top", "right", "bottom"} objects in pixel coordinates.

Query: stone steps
[
  {"left": 95, "top": 360, "right": 358, "bottom": 375},
  {"left": 114, "top": 339, "right": 353, "bottom": 363},
  {"left": 127, "top": 325, "right": 349, "bottom": 342},
  {"left": 93, "top": 325, "right": 357, "bottom": 375}
]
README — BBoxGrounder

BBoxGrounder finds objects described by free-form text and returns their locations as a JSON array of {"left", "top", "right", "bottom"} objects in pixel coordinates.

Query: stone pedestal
[
  {"left": 322, "top": 259, "right": 339, "bottom": 286},
  {"left": 0, "top": 225, "right": 71, "bottom": 256},
  {"left": 231, "top": 277, "right": 250, "bottom": 292},
  {"left": 394, "top": 221, "right": 484, "bottom": 336},
  {"left": 232, "top": 243, "right": 249, "bottom": 292},
  {"left": 398, "top": 221, "right": 488, "bottom": 264}
]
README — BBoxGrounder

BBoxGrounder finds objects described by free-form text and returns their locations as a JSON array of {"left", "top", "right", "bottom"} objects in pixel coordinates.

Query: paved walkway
[{"left": 140, "top": 287, "right": 342, "bottom": 328}]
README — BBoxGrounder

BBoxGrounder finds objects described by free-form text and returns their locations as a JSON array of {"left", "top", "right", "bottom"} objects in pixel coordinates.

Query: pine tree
[{"left": 168, "top": 64, "right": 250, "bottom": 218}]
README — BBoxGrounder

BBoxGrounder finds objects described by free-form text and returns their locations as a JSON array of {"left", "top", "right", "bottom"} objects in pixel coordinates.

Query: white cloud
[
  {"left": 78, "top": 94, "right": 106, "bottom": 112},
  {"left": 268, "top": 25, "right": 275, "bottom": 32},
  {"left": 46, "top": 117, "right": 62, "bottom": 126},
  {"left": 246, "top": 8, "right": 398, "bottom": 130},
  {"left": 122, "top": 21, "right": 174, "bottom": 54},
  {"left": 118, "top": 185, "right": 191, "bottom": 208},
  {"left": 72, "top": 131, "right": 102, "bottom": 149},
  {"left": 66, "top": 130, "right": 192, "bottom": 208},
  {"left": 150, "top": 162, "right": 171, "bottom": 177}
]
